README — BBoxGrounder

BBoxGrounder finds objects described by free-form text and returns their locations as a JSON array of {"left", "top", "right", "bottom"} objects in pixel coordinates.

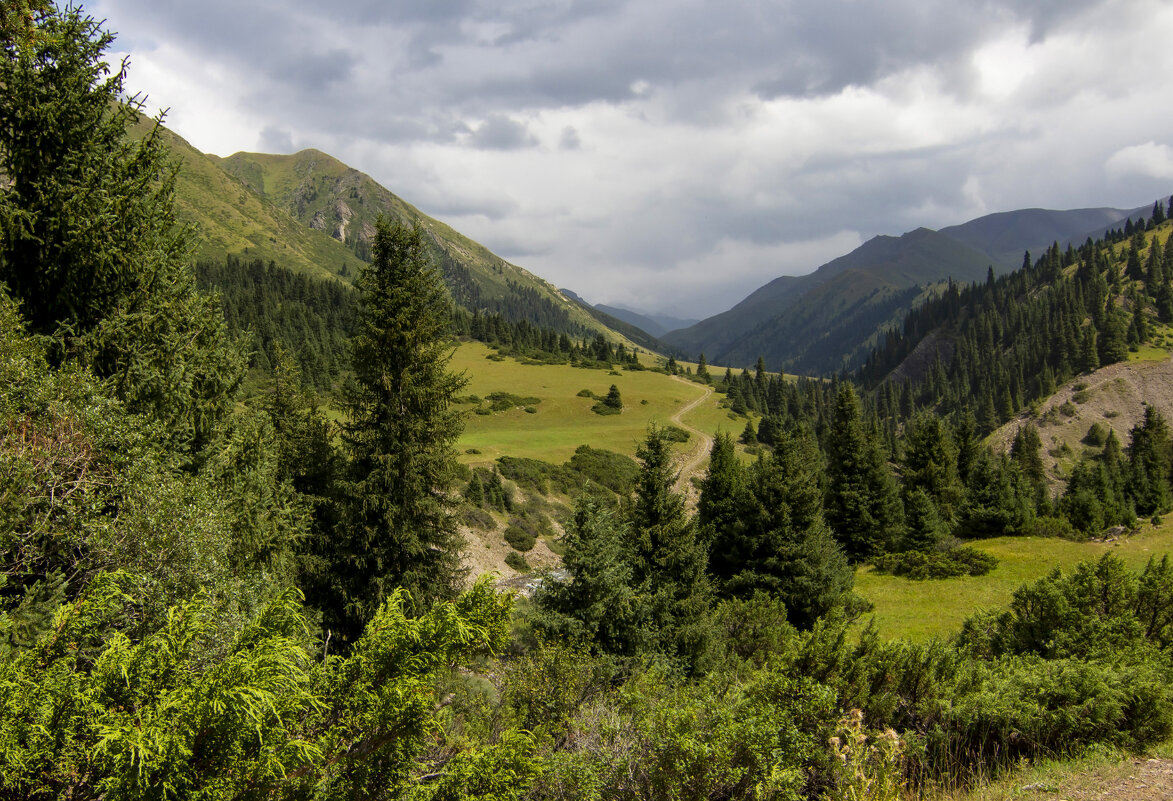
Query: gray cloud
[
  {"left": 467, "top": 114, "right": 538, "bottom": 150},
  {"left": 90, "top": 0, "right": 1173, "bottom": 317}
]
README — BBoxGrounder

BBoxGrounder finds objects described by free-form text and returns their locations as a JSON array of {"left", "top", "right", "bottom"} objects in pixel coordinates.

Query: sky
[{"left": 89, "top": 0, "right": 1173, "bottom": 319}]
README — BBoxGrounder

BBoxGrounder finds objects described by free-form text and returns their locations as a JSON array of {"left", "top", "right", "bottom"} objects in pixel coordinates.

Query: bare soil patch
[{"left": 990, "top": 353, "right": 1173, "bottom": 492}]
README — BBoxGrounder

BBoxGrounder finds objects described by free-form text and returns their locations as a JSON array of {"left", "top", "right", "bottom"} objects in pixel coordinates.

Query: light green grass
[
  {"left": 452, "top": 342, "right": 721, "bottom": 465},
  {"left": 856, "top": 521, "right": 1173, "bottom": 641}
]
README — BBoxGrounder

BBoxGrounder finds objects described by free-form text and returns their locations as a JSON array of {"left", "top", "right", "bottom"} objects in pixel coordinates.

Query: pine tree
[
  {"left": 1126, "top": 405, "right": 1173, "bottom": 516},
  {"left": 329, "top": 219, "right": 467, "bottom": 638},
  {"left": 534, "top": 497, "right": 643, "bottom": 655},
  {"left": 0, "top": 8, "right": 245, "bottom": 457},
  {"left": 825, "top": 384, "right": 905, "bottom": 559},
  {"left": 727, "top": 430, "right": 853, "bottom": 627},
  {"left": 628, "top": 425, "right": 714, "bottom": 672}
]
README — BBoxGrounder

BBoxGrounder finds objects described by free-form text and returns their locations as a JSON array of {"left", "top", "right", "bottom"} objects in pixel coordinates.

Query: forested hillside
[{"left": 4, "top": 6, "right": 1173, "bottom": 801}]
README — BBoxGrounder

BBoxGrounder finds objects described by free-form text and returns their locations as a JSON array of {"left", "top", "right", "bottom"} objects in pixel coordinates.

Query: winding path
[{"left": 668, "top": 376, "right": 714, "bottom": 506}]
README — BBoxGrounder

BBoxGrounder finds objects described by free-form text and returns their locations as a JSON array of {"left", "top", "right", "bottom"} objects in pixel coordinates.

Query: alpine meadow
[{"left": 6, "top": 4, "right": 1173, "bottom": 801}]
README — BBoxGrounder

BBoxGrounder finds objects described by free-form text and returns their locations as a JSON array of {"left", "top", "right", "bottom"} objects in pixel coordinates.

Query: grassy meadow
[
  {"left": 451, "top": 341, "right": 745, "bottom": 465},
  {"left": 856, "top": 519, "right": 1173, "bottom": 641}
]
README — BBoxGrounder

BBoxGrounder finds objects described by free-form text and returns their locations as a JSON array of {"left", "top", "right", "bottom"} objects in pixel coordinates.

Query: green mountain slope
[
  {"left": 664, "top": 227, "right": 994, "bottom": 371},
  {"left": 145, "top": 122, "right": 364, "bottom": 283},
  {"left": 209, "top": 149, "right": 602, "bottom": 335}
]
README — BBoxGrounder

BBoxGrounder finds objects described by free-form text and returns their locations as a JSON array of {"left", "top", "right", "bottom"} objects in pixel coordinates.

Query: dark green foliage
[
  {"left": 504, "top": 551, "right": 530, "bottom": 572},
  {"left": 566, "top": 445, "right": 640, "bottom": 494},
  {"left": 591, "top": 384, "right": 623, "bottom": 415},
  {"left": 629, "top": 426, "right": 715, "bottom": 673},
  {"left": 956, "top": 448, "right": 1034, "bottom": 539},
  {"left": 504, "top": 525, "right": 536, "bottom": 552},
  {"left": 0, "top": 8, "right": 245, "bottom": 459},
  {"left": 708, "top": 430, "right": 854, "bottom": 628},
  {"left": 957, "top": 553, "right": 1173, "bottom": 659},
  {"left": 871, "top": 546, "right": 996, "bottom": 580},
  {"left": 825, "top": 384, "right": 905, "bottom": 559},
  {"left": 196, "top": 257, "right": 358, "bottom": 390},
  {"left": 534, "top": 497, "right": 644, "bottom": 656},
  {"left": 324, "top": 219, "right": 467, "bottom": 637},
  {"left": 1126, "top": 405, "right": 1173, "bottom": 516}
]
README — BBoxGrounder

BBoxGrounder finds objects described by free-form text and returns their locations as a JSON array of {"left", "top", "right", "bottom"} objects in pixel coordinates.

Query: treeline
[
  {"left": 195, "top": 257, "right": 360, "bottom": 389},
  {"left": 5, "top": 7, "right": 1173, "bottom": 800},
  {"left": 453, "top": 308, "right": 645, "bottom": 368}
]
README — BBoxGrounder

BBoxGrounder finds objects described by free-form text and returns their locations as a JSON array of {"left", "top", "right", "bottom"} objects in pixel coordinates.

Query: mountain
[
  {"left": 206, "top": 148, "right": 607, "bottom": 335},
  {"left": 146, "top": 122, "right": 612, "bottom": 339},
  {"left": 593, "top": 305, "right": 699, "bottom": 338},
  {"left": 938, "top": 206, "right": 1137, "bottom": 266},
  {"left": 664, "top": 202, "right": 1163, "bottom": 375},
  {"left": 144, "top": 121, "right": 365, "bottom": 284},
  {"left": 662, "top": 227, "right": 994, "bottom": 372}
]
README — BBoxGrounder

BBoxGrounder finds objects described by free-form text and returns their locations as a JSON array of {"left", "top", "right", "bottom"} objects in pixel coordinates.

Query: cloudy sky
[{"left": 89, "top": 0, "right": 1173, "bottom": 318}]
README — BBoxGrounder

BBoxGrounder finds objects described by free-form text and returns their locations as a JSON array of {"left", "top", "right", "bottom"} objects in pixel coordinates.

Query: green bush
[
  {"left": 504, "top": 526, "right": 536, "bottom": 552},
  {"left": 871, "top": 547, "right": 997, "bottom": 580},
  {"left": 505, "top": 551, "right": 530, "bottom": 572}
]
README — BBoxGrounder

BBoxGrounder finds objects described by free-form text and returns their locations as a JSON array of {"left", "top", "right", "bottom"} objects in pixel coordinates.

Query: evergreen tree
[
  {"left": 696, "top": 352, "right": 710, "bottom": 382},
  {"left": 1126, "top": 405, "right": 1173, "bottom": 516},
  {"left": 900, "top": 412, "right": 962, "bottom": 527},
  {"left": 0, "top": 8, "right": 245, "bottom": 458},
  {"left": 329, "top": 219, "right": 467, "bottom": 638},
  {"left": 535, "top": 497, "right": 643, "bottom": 656},
  {"left": 728, "top": 430, "right": 853, "bottom": 627},
  {"left": 628, "top": 425, "right": 714, "bottom": 672},
  {"left": 825, "top": 384, "right": 905, "bottom": 560}
]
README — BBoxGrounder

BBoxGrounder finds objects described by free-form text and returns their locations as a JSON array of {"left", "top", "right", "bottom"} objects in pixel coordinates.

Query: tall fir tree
[
  {"left": 825, "top": 383, "right": 905, "bottom": 559},
  {"left": 328, "top": 219, "right": 467, "bottom": 638},
  {"left": 628, "top": 425, "right": 714, "bottom": 673},
  {"left": 0, "top": 7, "right": 244, "bottom": 458}
]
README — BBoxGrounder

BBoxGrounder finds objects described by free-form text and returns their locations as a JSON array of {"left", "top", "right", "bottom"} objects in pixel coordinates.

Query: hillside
[
  {"left": 663, "top": 226, "right": 993, "bottom": 370},
  {"left": 211, "top": 149, "right": 604, "bottom": 336},
  {"left": 142, "top": 120, "right": 364, "bottom": 284},
  {"left": 665, "top": 204, "right": 1156, "bottom": 375}
]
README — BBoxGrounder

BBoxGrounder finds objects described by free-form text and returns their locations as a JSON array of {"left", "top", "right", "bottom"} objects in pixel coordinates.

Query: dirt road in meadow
[{"left": 668, "top": 377, "right": 714, "bottom": 505}]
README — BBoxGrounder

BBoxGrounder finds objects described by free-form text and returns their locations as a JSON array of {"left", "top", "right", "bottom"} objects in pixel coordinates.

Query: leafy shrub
[
  {"left": 505, "top": 551, "right": 530, "bottom": 572},
  {"left": 566, "top": 445, "right": 639, "bottom": 494},
  {"left": 1058, "top": 401, "right": 1078, "bottom": 417},
  {"left": 1024, "top": 515, "right": 1081, "bottom": 540},
  {"left": 1082, "top": 422, "right": 1109, "bottom": 446},
  {"left": 576, "top": 388, "right": 596, "bottom": 398},
  {"left": 662, "top": 425, "right": 691, "bottom": 442},
  {"left": 504, "top": 526, "right": 536, "bottom": 552},
  {"left": 871, "top": 547, "right": 997, "bottom": 580}
]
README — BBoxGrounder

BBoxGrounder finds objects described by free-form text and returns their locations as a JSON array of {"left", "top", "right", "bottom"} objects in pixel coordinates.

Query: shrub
[
  {"left": 504, "top": 526, "right": 536, "bottom": 552},
  {"left": 1025, "top": 515, "right": 1081, "bottom": 540},
  {"left": 505, "top": 551, "right": 530, "bottom": 572},
  {"left": 871, "top": 547, "right": 997, "bottom": 580},
  {"left": 1082, "top": 422, "right": 1109, "bottom": 446}
]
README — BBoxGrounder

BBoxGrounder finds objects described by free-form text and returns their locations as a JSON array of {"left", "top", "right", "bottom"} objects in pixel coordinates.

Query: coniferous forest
[{"left": 4, "top": 6, "right": 1173, "bottom": 801}]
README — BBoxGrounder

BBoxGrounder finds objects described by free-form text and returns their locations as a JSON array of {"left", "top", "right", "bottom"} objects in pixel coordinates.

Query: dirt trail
[
  {"left": 1025, "top": 757, "right": 1173, "bottom": 801},
  {"left": 668, "top": 377, "right": 714, "bottom": 506}
]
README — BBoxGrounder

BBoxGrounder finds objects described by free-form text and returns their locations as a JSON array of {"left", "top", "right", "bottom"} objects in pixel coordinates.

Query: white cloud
[{"left": 1106, "top": 143, "right": 1173, "bottom": 181}]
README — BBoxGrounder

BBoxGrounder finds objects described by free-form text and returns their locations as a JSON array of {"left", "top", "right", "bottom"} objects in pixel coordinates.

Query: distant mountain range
[
  {"left": 156, "top": 114, "right": 1162, "bottom": 377},
  {"left": 661, "top": 203, "right": 1154, "bottom": 374}
]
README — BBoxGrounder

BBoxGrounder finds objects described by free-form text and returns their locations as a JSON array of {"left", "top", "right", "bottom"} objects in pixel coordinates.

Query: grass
[
  {"left": 855, "top": 519, "right": 1173, "bottom": 642},
  {"left": 920, "top": 740, "right": 1173, "bottom": 801},
  {"left": 451, "top": 342, "right": 723, "bottom": 465}
]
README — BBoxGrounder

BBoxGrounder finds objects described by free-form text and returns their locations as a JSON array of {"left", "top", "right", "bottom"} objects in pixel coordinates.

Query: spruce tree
[
  {"left": 1126, "top": 405, "right": 1173, "bottom": 516},
  {"left": 825, "top": 383, "right": 905, "bottom": 560},
  {"left": 731, "top": 430, "right": 853, "bottom": 627},
  {"left": 0, "top": 8, "right": 244, "bottom": 457},
  {"left": 329, "top": 219, "right": 467, "bottom": 637},
  {"left": 628, "top": 425, "right": 714, "bottom": 672}
]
